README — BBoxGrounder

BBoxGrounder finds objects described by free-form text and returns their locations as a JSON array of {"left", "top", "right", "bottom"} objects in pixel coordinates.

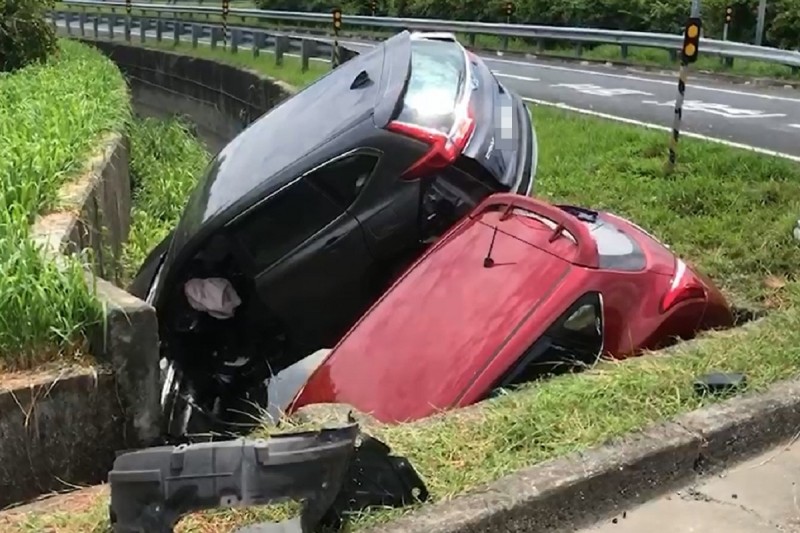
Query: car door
[{"left": 230, "top": 153, "right": 377, "bottom": 356}]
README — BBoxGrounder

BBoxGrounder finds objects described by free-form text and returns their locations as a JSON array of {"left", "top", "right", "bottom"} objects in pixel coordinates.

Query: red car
[{"left": 282, "top": 193, "right": 734, "bottom": 424}]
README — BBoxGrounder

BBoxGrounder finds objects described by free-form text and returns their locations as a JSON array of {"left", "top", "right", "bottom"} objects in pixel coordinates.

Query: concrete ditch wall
[{"left": 79, "top": 39, "right": 295, "bottom": 154}]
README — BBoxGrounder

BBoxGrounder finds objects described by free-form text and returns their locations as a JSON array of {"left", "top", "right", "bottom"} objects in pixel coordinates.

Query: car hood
[{"left": 292, "top": 211, "right": 575, "bottom": 423}]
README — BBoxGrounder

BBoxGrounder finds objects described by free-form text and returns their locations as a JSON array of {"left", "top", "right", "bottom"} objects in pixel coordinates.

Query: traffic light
[
  {"left": 725, "top": 6, "right": 733, "bottom": 24},
  {"left": 682, "top": 17, "right": 701, "bottom": 63},
  {"left": 222, "top": 0, "right": 230, "bottom": 16},
  {"left": 371, "top": 0, "right": 377, "bottom": 14},
  {"left": 332, "top": 7, "right": 342, "bottom": 30},
  {"left": 505, "top": 1, "right": 514, "bottom": 16}
]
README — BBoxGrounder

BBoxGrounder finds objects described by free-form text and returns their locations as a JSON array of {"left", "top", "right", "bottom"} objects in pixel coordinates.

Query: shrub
[{"left": 0, "top": 0, "right": 58, "bottom": 72}]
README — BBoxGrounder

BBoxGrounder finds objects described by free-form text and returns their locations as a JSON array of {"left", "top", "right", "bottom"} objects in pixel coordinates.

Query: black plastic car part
[
  {"left": 108, "top": 424, "right": 430, "bottom": 533},
  {"left": 108, "top": 425, "right": 359, "bottom": 533},
  {"left": 694, "top": 372, "right": 747, "bottom": 397},
  {"left": 321, "top": 433, "right": 430, "bottom": 529}
]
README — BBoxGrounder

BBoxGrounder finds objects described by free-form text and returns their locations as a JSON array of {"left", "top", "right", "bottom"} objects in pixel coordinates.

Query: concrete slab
[{"left": 579, "top": 438, "right": 800, "bottom": 533}]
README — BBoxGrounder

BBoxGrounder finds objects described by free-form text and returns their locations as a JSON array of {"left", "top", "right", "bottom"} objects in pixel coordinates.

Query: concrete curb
[{"left": 367, "top": 377, "right": 800, "bottom": 533}]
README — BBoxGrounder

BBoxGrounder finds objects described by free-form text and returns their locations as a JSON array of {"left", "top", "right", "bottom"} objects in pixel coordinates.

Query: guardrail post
[
  {"left": 140, "top": 17, "right": 148, "bottom": 43},
  {"left": 156, "top": 18, "right": 163, "bottom": 42},
  {"left": 231, "top": 28, "right": 241, "bottom": 54},
  {"left": 536, "top": 38, "right": 544, "bottom": 53},
  {"left": 78, "top": 12, "right": 86, "bottom": 37},
  {"left": 92, "top": 14, "right": 99, "bottom": 38},
  {"left": 211, "top": 26, "right": 221, "bottom": 49},
  {"left": 620, "top": 44, "right": 628, "bottom": 59},
  {"left": 502, "top": 34, "right": 509, "bottom": 51},
  {"left": 253, "top": 32, "right": 266, "bottom": 58},
  {"left": 65, "top": 12, "right": 72, "bottom": 36},
  {"left": 468, "top": 34, "right": 476, "bottom": 47},
  {"left": 108, "top": 13, "right": 115, "bottom": 40},
  {"left": 173, "top": 20, "right": 181, "bottom": 46},
  {"left": 792, "top": 66, "right": 799, "bottom": 76},
  {"left": 191, "top": 24, "right": 200, "bottom": 48},
  {"left": 300, "top": 39, "right": 315, "bottom": 72},
  {"left": 574, "top": 43, "right": 582, "bottom": 57},
  {"left": 124, "top": 16, "right": 131, "bottom": 42},
  {"left": 669, "top": 49, "right": 678, "bottom": 62},
  {"left": 275, "top": 34, "right": 288, "bottom": 66}
]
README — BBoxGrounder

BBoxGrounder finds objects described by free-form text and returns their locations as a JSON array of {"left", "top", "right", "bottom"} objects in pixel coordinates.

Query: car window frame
[
  {"left": 489, "top": 291, "right": 605, "bottom": 394},
  {"left": 305, "top": 148, "right": 382, "bottom": 210},
  {"left": 226, "top": 149, "right": 382, "bottom": 277}
]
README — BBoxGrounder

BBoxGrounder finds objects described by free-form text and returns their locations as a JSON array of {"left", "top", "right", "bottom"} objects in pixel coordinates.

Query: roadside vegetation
[
  {"left": 0, "top": 39, "right": 128, "bottom": 370},
  {"left": 137, "top": 38, "right": 331, "bottom": 88},
  {"left": 5, "top": 93, "right": 800, "bottom": 529},
  {"left": 124, "top": 116, "right": 211, "bottom": 280}
]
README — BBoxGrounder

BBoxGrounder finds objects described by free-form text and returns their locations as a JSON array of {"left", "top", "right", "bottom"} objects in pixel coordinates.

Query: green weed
[
  {"left": 0, "top": 38, "right": 128, "bottom": 369},
  {"left": 124, "top": 116, "right": 211, "bottom": 279}
]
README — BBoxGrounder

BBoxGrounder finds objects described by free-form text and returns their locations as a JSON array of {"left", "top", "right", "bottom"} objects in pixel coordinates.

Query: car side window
[
  {"left": 306, "top": 153, "right": 379, "bottom": 208},
  {"left": 233, "top": 179, "right": 343, "bottom": 272},
  {"left": 491, "top": 292, "right": 604, "bottom": 392}
]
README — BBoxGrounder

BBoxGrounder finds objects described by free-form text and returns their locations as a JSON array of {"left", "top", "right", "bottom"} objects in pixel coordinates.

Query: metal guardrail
[
  {"left": 51, "top": 11, "right": 355, "bottom": 70},
  {"left": 60, "top": 0, "right": 800, "bottom": 70}
]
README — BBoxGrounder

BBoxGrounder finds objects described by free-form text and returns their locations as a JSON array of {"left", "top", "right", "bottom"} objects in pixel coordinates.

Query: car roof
[
  {"left": 152, "top": 32, "right": 413, "bottom": 298},
  {"left": 297, "top": 198, "right": 586, "bottom": 422}
]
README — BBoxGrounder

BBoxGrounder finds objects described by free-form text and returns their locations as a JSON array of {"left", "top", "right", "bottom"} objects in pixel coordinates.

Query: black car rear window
[{"left": 395, "top": 40, "right": 467, "bottom": 134}]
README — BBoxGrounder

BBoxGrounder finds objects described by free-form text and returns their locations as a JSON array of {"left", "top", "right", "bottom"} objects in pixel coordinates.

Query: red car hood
[{"left": 292, "top": 211, "right": 576, "bottom": 423}]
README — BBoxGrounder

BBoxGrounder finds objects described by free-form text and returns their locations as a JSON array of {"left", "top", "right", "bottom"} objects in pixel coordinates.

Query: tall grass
[
  {"left": 123, "top": 116, "right": 211, "bottom": 279},
  {"left": 0, "top": 39, "right": 129, "bottom": 369}
]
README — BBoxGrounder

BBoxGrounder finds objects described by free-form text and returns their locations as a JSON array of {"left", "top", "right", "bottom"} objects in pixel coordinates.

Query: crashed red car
[{"left": 283, "top": 193, "right": 734, "bottom": 424}]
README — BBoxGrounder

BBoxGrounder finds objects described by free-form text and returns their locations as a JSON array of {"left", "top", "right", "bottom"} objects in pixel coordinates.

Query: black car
[{"left": 129, "top": 31, "right": 537, "bottom": 437}]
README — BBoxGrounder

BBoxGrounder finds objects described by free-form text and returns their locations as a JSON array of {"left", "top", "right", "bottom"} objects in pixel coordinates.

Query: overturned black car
[{"left": 128, "top": 31, "right": 537, "bottom": 438}]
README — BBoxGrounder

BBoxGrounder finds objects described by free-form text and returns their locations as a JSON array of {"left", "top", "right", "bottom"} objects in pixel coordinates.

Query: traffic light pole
[
  {"left": 666, "top": 4, "right": 701, "bottom": 173},
  {"left": 332, "top": 7, "right": 342, "bottom": 68}
]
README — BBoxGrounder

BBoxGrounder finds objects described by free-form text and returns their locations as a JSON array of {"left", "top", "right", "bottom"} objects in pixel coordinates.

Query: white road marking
[
  {"left": 553, "top": 83, "right": 653, "bottom": 97},
  {"left": 494, "top": 73, "right": 540, "bottom": 82},
  {"left": 523, "top": 97, "right": 800, "bottom": 163},
  {"left": 487, "top": 56, "right": 800, "bottom": 104},
  {"left": 642, "top": 99, "right": 787, "bottom": 119},
  {"left": 790, "top": 124, "right": 800, "bottom": 129}
]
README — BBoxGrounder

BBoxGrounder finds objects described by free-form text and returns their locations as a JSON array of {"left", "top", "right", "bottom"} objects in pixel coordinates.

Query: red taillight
[
  {"left": 660, "top": 259, "right": 707, "bottom": 313},
  {"left": 387, "top": 107, "right": 475, "bottom": 180}
]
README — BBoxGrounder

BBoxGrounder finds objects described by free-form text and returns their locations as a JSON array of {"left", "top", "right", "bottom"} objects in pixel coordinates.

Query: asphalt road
[
  {"left": 55, "top": 15, "right": 800, "bottom": 158},
  {"left": 578, "top": 438, "right": 800, "bottom": 532}
]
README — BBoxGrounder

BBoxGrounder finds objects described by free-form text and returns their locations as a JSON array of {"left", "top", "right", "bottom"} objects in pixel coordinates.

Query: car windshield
[{"left": 395, "top": 40, "right": 467, "bottom": 134}]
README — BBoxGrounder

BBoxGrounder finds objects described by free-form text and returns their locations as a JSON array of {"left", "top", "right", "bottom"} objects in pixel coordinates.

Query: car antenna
[
  {"left": 499, "top": 199, "right": 515, "bottom": 221},
  {"left": 484, "top": 225, "right": 499, "bottom": 268}
]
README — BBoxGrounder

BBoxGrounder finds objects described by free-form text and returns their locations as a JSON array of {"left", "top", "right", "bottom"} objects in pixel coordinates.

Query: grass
[
  {"left": 0, "top": 39, "right": 129, "bottom": 370},
  {"left": 136, "top": 37, "right": 331, "bottom": 87},
  {"left": 55, "top": 3, "right": 800, "bottom": 82},
  {"left": 4, "top": 100, "right": 800, "bottom": 531},
  {"left": 123, "top": 116, "right": 211, "bottom": 280}
]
